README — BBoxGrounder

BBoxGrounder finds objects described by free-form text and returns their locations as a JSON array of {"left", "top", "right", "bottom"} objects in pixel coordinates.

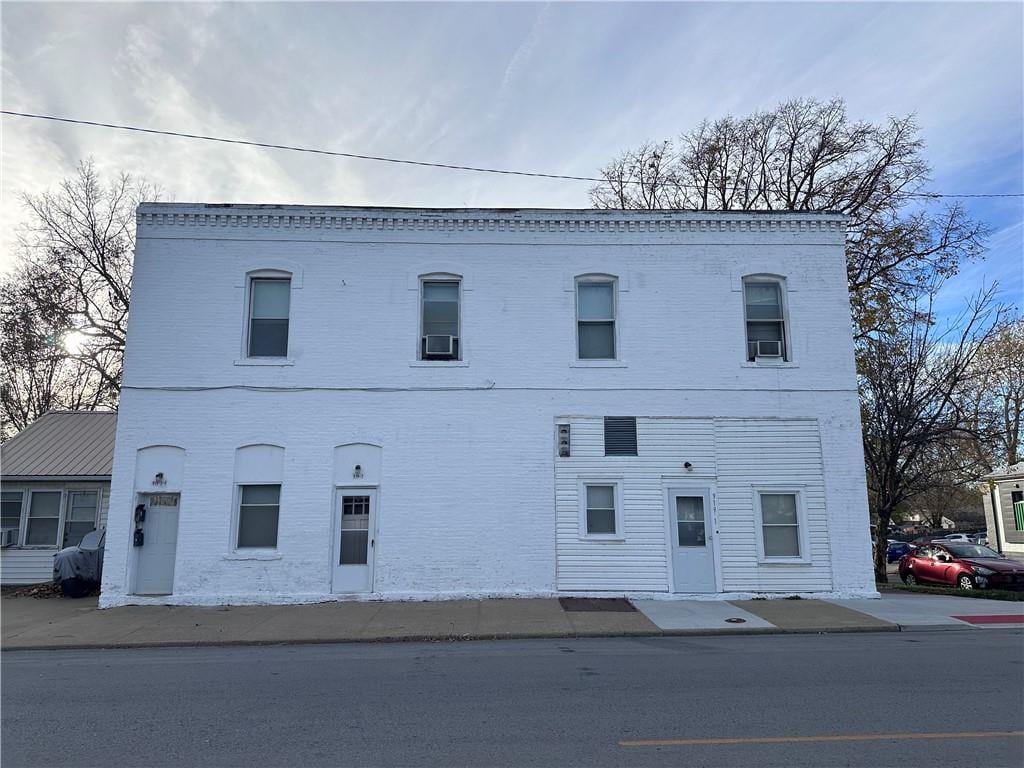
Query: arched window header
[
  {"left": 407, "top": 264, "right": 472, "bottom": 291},
  {"left": 235, "top": 263, "right": 302, "bottom": 289},
  {"left": 234, "top": 444, "right": 285, "bottom": 484}
]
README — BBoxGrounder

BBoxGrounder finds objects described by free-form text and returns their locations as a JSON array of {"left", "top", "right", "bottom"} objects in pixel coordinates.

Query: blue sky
[{"left": 2, "top": 1, "right": 1021, "bottom": 314}]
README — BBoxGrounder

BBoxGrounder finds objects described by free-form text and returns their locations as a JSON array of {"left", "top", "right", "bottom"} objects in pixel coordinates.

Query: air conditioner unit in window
[
  {"left": 754, "top": 340, "right": 783, "bottom": 359},
  {"left": 423, "top": 334, "right": 457, "bottom": 359},
  {"left": 0, "top": 528, "right": 16, "bottom": 548}
]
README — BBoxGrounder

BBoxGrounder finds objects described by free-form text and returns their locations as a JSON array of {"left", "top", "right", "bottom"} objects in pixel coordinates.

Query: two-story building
[{"left": 98, "top": 205, "right": 876, "bottom": 606}]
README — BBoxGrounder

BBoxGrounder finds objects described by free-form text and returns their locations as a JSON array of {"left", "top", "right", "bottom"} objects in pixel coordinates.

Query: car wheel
[
  {"left": 902, "top": 572, "right": 917, "bottom": 586},
  {"left": 956, "top": 574, "right": 974, "bottom": 591}
]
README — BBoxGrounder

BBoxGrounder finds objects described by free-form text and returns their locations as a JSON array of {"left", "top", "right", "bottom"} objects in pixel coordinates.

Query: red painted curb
[{"left": 951, "top": 614, "right": 1024, "bottom": 625}]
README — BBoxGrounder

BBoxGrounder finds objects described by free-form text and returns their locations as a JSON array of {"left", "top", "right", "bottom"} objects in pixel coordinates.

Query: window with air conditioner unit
[
  {"left": 1, "top": 491, "right": 23, "bottom": 544},
  {"left": 420, "top": 279, "right": 461, "bottom": 360},
  {"left": 743, "top": 277, "right": 789, "bottom": 362}
]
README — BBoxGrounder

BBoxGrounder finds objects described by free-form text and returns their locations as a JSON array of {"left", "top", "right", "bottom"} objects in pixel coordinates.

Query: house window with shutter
[{"left": 604, "top": 417, "right": 638, "bottom": 456}]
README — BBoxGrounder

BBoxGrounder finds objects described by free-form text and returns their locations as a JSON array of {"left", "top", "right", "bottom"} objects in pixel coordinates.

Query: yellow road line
[{"left": 619, "top": 730, "right": 1024, "bottom": 747}]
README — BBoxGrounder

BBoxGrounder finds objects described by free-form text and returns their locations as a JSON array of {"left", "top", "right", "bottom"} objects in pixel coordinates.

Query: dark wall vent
[{"left": 604, "top": 417, "right": 638, "bottom": 456}]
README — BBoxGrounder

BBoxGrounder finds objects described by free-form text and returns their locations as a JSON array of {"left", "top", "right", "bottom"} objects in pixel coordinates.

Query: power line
[{"left": 3, "top": 109, "right": 1022, "bottom": 200}]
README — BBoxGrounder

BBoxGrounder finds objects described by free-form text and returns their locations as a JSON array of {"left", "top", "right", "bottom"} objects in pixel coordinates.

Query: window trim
[
  {"left": 243, "top": 270, "right": 293, "bottom": 360},
  {"left": 575, "top": 274, "right": 619, "bottom": 361},
  {"left": 1, "top": 485, "right": 105, "bottom": 549},
  {"left": 418, "top": 273, "right": 463, "bottom": 362},
  {"left": 577, "top": 477, "right": 625, "bottom": 541},
  {"left": 233, "top": 482, "right": 282, "bottom": 551},
  {"left": 0, "top": 489, "right": 26, "bottom": 546},
  {"left": 752, "top": 486, "right": 810, "bottom": 564},
  {"left": 741, "top": 274, "right": 790, "bottom": 364},
  {"left": 62, "top": 489, "right": 101, "bottom": 549},
  {"left": 24, "top": 489, "right": 64, "bottom": 548}
]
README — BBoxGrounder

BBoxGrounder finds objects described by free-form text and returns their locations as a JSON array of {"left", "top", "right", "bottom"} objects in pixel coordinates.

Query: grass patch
[{"left": 880, "top": 583, "right": 1024, "bottom": 602}]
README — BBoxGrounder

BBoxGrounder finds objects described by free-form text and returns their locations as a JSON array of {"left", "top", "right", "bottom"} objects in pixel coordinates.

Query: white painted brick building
[{"left": 99, "top": 205, "right": 877, "bottom": 606}]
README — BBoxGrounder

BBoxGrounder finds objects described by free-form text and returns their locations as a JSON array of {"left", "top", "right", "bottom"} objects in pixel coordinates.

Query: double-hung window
[
  {"left": 420, "top": 279, "right": 460, "bottom": 360},
  {"left": 237, "top": 484, "right": 281, "bottom": 549},
  {"left": 757, "top": 492, "right": 803, "bottom": 559},
  {"left": 576, "top": 277, "right": 616, "bottom": 359},
  {"left": 2, "top": 491, "right": 23, "bottom": 540},
  {"left": 743, "top": 278, "right": 787, "bottom": 361},
  {"left": 248, "top": 277, "right": 291, "bottom": 357},
  {"left": 64, "top": 491, "right": 99, "bottom": 547},
  {"left": 580, "top": 481, "right": 622, "bottom": 538},
  {"left": 25, "top": 491, "right": 61, "bottom": 546}
]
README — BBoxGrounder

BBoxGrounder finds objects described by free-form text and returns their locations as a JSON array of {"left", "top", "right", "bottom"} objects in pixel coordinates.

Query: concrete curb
[{"left": 0, "top": 623, "right": 920, "bottom": 652}]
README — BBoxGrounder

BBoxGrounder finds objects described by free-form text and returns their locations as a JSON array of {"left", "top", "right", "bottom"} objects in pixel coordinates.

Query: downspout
[{"left": 988, "top": 481, "right": 1004, "bottom": 554}]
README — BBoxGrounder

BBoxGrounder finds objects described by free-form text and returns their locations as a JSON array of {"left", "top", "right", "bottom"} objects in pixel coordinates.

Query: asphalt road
[{"left": 3, "top": 631, "right": 1023, "bottom": 768}]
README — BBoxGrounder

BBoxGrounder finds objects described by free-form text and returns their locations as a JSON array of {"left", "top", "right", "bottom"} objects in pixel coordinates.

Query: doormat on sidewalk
[{"left": 559, "top": 597, "right": 636, "bottom": 612}]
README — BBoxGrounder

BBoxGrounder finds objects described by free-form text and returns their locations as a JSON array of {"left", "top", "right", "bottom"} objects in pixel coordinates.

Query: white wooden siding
[
  {"left": 0, "top": 550, "right": 57, "bottom": 585},
  {"left": 555, "top": 417, "right": 833, "bottom": 593},
  {"left": 556, "top": 418, "right": 716, "bottom": 591},
  {"left": 714, "top": 419, "right": 833, "bottom": 592}
]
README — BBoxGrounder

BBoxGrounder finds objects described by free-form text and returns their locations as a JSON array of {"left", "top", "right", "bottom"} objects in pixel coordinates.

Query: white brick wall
[{"left": 100, "top": 206, "right": 876, "bottom": 606}]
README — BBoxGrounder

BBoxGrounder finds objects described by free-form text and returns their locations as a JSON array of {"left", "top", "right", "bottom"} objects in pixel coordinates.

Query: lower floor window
[
  {"left": 1, "top": 491, "right": 23, "bottom": 534},
  {"left": 759, "top": 492, "right": 801, "bottom": 558},
  {"left": 64, "top": 491, "right": 99, "bottom": 547},
  {"left": 585, "top": 484, "right": 617, "bottom": 535},
  {"left": 26, "top": 491, "right": 61, "bottom": 546},
  {"left": 1012, "top": 491, "right": 1024, "bottom": 531},
  {"left": 237, "top": 485, "right": 281, "bottom": 548}
]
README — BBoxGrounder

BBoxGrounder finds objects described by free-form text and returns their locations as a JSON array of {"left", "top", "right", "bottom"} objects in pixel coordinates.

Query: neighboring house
[
  {"left": 983, "top": 463, "right": 1024, "bottom": 555},
  {"left": 1, "top": 411, "right": 116, "bottom": 585},
  {"left": 99, "top": 204, "right": 876, "bottom": 607}
]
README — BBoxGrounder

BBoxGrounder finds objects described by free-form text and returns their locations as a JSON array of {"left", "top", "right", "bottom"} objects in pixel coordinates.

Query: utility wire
[{"left": 4, "top": 109, "right": 1022, "bottom": 199}]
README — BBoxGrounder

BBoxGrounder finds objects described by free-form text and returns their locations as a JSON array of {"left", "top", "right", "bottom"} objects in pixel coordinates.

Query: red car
[{"left": 898, "top": 542, "right": 1024, "bottom": 591}]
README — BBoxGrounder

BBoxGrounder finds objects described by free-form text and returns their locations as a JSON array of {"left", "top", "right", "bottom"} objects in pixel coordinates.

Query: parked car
[
  {"left": 898, "top": 541, "right": 1024, "bottom": 591},
  {"left": 940, "top": 533, "right": 972, "bottom": 542},
  {"left": 887, "top": 540, "right": 914, "bottom": 563},
  {"left": 53, "top": 528, "right": 105, "bottom": 598},
  {"left": 970, "top": 532, "right": 989, "bottom": 546}
]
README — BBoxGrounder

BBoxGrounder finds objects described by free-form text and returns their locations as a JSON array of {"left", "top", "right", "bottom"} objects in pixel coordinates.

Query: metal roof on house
[{"left": 0, "top": 411, "right": 117, "bottom": 479}]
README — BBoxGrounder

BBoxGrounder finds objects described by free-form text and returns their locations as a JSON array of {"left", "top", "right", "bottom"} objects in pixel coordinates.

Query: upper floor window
[
  {"left": 743, "top": 277, "right": 787, "bottom": 362},
  {"left": 576, "top": 276, "right": 617, "bottom": 360},
  {"left": 248, "top": 276, "right": 291, "bottom": 358},
  {"left": 420, "top": 279, "right": 460, "bottom": 360}
]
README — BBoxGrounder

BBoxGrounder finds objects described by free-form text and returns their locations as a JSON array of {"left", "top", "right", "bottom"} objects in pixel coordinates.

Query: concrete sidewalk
[{"left": 2, "top": 593, "right": 1021, "bottom": 651}]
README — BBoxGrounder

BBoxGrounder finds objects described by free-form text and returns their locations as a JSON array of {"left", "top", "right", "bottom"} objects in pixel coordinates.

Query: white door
[
  {"left": 669, "top": 488, "right": 717, "bottom": 593},
  {"left": 332, "top": 489, "right": 376, "bottom": 593},
  {"left": 133, "top": 493, "right": 180, "bottom": 595}
]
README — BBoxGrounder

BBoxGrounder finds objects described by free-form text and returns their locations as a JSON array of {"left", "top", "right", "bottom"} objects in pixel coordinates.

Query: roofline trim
[
  {"left": 2, "top": 475, "right": 112, "bottom": 483},
  {"left": 137, "top": 204, "right": 847, "bottom": 236}
]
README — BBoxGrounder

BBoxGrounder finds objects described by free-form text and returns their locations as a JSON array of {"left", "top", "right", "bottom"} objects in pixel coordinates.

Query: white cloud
[{"left": 2, "top": 0, "right": 1020, "bottom": 286}]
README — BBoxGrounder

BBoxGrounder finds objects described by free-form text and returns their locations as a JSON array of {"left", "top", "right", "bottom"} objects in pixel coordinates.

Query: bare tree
[
  {"left": 970, "top": 317, "right": 1024, "bottom": 468},
  {"left": 860, "top": 283, "right": 1006, "bottom": 581},
  {"left": 590, "top": 97, "right": 988, "bottom": 333},
  {"left": 0, "top": 262, "right": 114, "bottom": 436},
  {"left": 1, "top": 160, "right": 157, "bottom": 438}
]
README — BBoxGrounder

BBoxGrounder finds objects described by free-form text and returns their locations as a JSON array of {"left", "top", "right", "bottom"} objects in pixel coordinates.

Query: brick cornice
[{"left": 136, "top": 206, "right": 847, "bottom": 235}]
